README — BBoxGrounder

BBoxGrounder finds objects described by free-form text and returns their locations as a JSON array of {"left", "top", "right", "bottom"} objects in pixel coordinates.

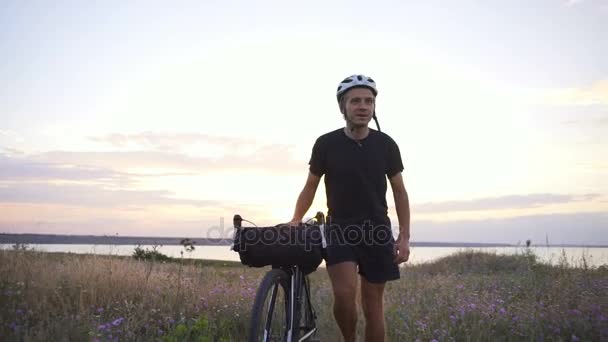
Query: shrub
[{"left": 132, "top": 245, "right": 171, "bottom": 262}]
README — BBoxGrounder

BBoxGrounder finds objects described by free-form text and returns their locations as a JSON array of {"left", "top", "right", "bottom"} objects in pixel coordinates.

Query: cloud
[
  {"left": 0, "top": 130, "right": 23, "bottom": 142},
  {"left": 0, "top": 182, "right": 219, "bottom": 208},
  {"left": 33, "top": 146, "right": 305, "bottom": 174},
  {"left": 0, "top": 153, "right": 131, "bottom": 183},
  {"left": 561, "top": 113, "right": 608, "bottom": 126},
  {"left": 411, "top": 212, "right": 608, "bottom": 245},
  {"left": 412, "top": 193, "right": 601, "bottom": 213},
  {"left": 529, "top": 79, "right": 608, "bottom": 106},
  {"left": 565, "top": 0, "right": 584, "bottom": 7},
  {"left": 88, "top": 131, "right": 259, "bottom": 152},
  {"left": 3, "top": 210, "right": 606, "bottom": 245}
]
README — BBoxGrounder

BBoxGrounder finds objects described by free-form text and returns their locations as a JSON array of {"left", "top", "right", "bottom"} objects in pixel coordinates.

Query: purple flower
[
  {"left": 450, "top": 314, "right": 458, "bottom": 322},
  {"left": 112, "top": 317, "right": 124, "bottom": 326},
  {"left": 572, "top": 335, "right": 580, "bottom": 342},
  {"left": 98, "top": 323, "right": 110, "bottom": 331},
  {"left": 9, "top": 322, "right": 18, "bottom": 332},
  {"left": 96, "top": 307, "right": 104, "bottom": 314},
  {"left": 499, "top": 308, "right": 506, "bottom": 315},
  {"left": 569, "top": 309, "right": 582, "bottom": 316},
  {"left": 15, "top": 309, "right": 23, "bottom": 315}
]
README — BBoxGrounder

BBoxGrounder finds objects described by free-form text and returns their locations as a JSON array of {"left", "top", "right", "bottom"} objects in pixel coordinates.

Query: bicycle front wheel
[{"left": 249, "top": 269, "right": 291, "bottom": 342}]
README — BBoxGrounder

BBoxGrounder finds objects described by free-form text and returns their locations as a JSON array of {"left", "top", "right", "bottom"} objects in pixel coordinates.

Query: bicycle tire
[{"left": 249, "top": 269, "right": 291, "bottom": 342}]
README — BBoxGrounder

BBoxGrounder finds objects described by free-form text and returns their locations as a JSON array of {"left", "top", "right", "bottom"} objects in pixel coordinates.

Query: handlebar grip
[
  {"left": 233, "top": 215, "right": 242, "bottom": 229},
  {"left": 314, "top": 211, "right": 325, "bottom": 225}
]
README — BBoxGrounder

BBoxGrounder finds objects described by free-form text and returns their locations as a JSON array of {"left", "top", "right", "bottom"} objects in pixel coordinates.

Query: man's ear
[{"left": 339, "top": 97, "right": 347, "bottom": 115}]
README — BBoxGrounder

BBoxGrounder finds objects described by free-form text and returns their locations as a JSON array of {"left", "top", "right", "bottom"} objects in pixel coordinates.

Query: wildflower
[
  {"left": 239, "top": 275, "right": 245, "bottom": 280},
  {"left": 449, "top": 314, "right": 458, "bottom": 323},
  {"left": 112, "top": 317, "right": 125, "bottom": 326},
  {"left": 572, "top": 335, "right": 580, "bottom": 342},
  {"left": 9, "top": 322, "right": 18, "bottom": 332},
  {"left": 16, "top": 309, "right": 23, "bottom": 315},
  {"left": 96, "top": 307, "right": 104, "bottom": 314},
  {"left": 499, "top": 308, "right": 506, "bottom": 315}
]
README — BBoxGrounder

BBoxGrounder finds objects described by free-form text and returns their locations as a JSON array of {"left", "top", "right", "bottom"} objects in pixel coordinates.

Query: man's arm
[
  {"left": 389, "top": 172, "right": 410, "bottom": 263},
  {"left": 289, "top": 171, "right": 321, "bottom": 224}
]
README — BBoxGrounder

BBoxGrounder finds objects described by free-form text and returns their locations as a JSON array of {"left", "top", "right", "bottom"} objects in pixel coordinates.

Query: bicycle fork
[{"left": 287, "top": 267, "right": 318, "bottom": 342}]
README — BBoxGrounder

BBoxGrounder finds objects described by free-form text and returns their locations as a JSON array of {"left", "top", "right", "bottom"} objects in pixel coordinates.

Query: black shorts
[{"left": 325, "top": 217, "right": 400, "bottom": 284}]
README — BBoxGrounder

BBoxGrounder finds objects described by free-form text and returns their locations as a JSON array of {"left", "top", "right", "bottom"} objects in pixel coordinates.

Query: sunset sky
[{"left": 1, "top": 0, "right": 607, "bottom": 245}]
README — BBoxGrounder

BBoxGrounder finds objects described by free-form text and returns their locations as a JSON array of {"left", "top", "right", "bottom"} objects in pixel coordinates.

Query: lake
[{"left": 2, "top": 244, "right": 607, "bottom": 268}]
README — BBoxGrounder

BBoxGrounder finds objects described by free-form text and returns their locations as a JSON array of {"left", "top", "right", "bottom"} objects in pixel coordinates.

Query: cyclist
[{"left": 288, "top": 74, "right": 411, "bottom": 342}]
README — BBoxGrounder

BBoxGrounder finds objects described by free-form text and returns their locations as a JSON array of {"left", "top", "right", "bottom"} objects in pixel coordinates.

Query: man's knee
[
  {"left": 333, "top": 283, "right": 357, "bottom": 304},
  {"left": 361, "top": 278, "right": 385, "bottom": 315},
  {"left": 361, "top": 294, "right": 383, "bottom": 317}
]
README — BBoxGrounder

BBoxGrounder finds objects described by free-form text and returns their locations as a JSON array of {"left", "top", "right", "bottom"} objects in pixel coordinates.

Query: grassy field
[{"left": 0, "top": 247, "right": 606, "bottom": 341}]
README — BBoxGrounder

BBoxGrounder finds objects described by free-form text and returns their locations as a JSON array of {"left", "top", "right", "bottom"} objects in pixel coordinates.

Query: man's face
[{"left": 341, "top": 87, "right": 375, "bottom": 128}]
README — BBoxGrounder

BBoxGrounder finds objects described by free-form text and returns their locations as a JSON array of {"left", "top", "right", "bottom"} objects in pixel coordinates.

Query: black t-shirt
[{"left": 309, "top": 128, "right": 404, "bottom": 223}]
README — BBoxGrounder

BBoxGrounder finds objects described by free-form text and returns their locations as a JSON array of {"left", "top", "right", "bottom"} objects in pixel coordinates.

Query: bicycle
[{"left": 232, "top": 212, "right": 326, "bottom": 342}]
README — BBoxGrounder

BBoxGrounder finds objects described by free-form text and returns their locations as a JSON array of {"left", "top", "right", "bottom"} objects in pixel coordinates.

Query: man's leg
[
  {"left": 360, "top": 276, "right": 386, "bottom": 342},
  {"left": 327, "top": 261, "right": 358, "bottom": 342}
]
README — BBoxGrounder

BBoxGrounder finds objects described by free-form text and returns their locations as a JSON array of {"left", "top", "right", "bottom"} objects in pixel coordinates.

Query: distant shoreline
[{"left": 1, "top": 233, "right": 606, "bottom": 248}]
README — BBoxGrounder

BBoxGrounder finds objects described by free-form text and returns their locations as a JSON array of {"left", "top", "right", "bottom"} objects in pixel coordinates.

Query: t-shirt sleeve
[
  {"left": 386, "top": 137, "right": 404, "bottom": 178},
  {"left": 308, "top": 137, "right": 326, "bottom": 177}
]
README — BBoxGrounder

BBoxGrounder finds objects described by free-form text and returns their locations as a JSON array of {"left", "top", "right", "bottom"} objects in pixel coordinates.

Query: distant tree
[{"left": 526, "top": 239, "right": 531, "bottom": 248}]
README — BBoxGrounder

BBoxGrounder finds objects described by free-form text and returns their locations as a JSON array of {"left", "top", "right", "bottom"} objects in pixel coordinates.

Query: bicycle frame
[{"left": 284, "top": 264, "right": 316, "bottom": 341}]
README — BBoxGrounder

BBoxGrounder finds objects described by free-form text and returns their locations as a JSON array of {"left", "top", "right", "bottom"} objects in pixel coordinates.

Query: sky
[{"left": 1, "top": 0, "right": 607, "bottom": 245}]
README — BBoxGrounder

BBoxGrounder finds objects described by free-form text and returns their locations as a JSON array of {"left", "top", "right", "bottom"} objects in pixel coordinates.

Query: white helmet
[{"left": 336, "top": 74, "right": 378, "bottom": 102}]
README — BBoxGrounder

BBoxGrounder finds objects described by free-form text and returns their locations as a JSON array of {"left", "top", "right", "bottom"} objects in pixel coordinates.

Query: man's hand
[
  {"left": 286, "top": 219, "right": 301, "bottom": 227},
  {"left": 393, "top": 235, "right": 410, "bottom": 264}
]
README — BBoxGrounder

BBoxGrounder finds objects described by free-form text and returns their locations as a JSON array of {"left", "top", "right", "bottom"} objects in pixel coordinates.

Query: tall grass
[{"left": 0, "top": 248, "right": 606, "bottom": 341}]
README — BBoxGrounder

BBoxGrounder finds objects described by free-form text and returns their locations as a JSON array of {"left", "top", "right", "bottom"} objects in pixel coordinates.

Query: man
[{"left": 288, "top": 74, "right": 411, "bottom": 342}]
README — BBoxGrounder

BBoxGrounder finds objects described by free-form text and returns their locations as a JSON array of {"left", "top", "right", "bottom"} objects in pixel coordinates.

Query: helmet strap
[{"left": 372, "top": 111, "right": 381, "bottom": 132}]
